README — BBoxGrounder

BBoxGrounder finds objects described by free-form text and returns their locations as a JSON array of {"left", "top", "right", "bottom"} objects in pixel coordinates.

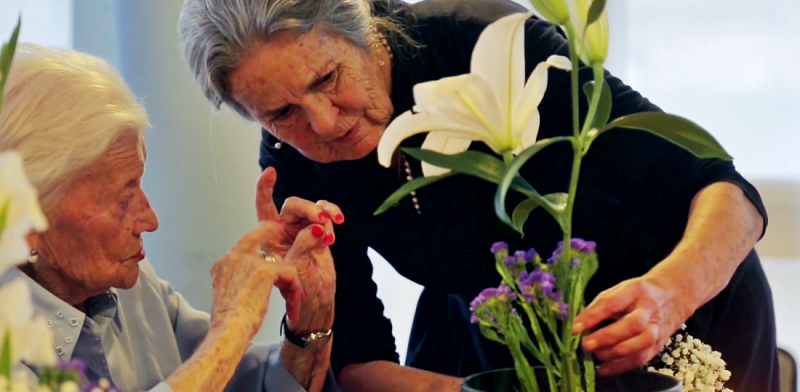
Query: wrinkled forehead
[{"left": 229, "top": 27, "right": 341, "bottom": 105}]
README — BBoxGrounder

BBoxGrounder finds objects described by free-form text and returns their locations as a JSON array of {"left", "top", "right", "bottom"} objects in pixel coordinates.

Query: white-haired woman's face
[
  {"left": 37, "top": 132, "right": 159, "bottom": 293},
  {"left": 228, "top": 26, "right": 394, "bottom": 163}
]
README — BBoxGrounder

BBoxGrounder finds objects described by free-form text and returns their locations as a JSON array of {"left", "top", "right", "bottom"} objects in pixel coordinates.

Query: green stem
[
  {"left": 518, "top": 304, "right": 558, "bottom": 392},
  {"left": 508, "top": 338, "right": 541, "bottom": 392},
  {"left": 580, "top": 63, "right": 607, "bottom": 137},
  {"left": 566, "top": 25, "right": 581, "bottom": 139}
]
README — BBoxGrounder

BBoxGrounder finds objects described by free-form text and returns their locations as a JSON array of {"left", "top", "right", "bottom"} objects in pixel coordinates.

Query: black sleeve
[{"left": 259, "top": 130, "right": 400, "bottom": 375}]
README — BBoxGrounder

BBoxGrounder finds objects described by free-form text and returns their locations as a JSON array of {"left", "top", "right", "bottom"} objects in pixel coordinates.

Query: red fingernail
[
  {"left": 317, "top": 212, "right": 328, "bottom": 222},
  {"left": 334, "top": 214, "right": 344, "bottom": 224},
  {"left": 325, "top": 233, "right": 334, "bottom": 245},
  {"left": 311, "top": 226, "right": 325, "bottom": 238}
]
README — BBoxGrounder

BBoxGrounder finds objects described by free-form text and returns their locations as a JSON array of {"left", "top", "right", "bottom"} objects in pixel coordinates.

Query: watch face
[{"left": 305, "top": 330, "right": 333, "bottom": 348}]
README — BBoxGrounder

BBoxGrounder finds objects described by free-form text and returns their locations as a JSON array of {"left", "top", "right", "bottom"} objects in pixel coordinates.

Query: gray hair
[
  {"left": 0, "top": 44, "right": 149, "bottom": 214},
  {"left": 178, "top": 0, "right": 404, "bottom": 120}
]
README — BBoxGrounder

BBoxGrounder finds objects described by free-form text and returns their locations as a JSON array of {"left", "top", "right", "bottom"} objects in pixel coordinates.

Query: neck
[{"left": 19, "top": 260, "right": 103, "bottom": 314}]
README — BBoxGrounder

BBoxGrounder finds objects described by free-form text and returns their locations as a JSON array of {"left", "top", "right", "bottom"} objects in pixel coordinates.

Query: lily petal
[
  {"left": 420, "top": 132, "right": 473, "bottom": 177},
  {"left": 512, "top": 55, "right": 569, "bottom": 135},
  {"left": 470, "top": 12, "right": 531, "bottom": 123},
  {"left": 0, "top": 279, "right": 32, "bottom": 328},
  {"left": 378, "top": 111, "right": 482, "bottom": 168},
  {"left": 417, "top": 74, "right": 505, "bottom": 143},
  {"left": 517, "top": 110, "right": 542, "bottom": 153},
  {"left": 413, "top": 75, "right": 473, "bottom": 110}
]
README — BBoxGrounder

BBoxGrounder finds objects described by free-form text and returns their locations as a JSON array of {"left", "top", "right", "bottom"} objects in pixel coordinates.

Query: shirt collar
[{"left": 0, "top": 267, "right": 119, "bottom": 362}]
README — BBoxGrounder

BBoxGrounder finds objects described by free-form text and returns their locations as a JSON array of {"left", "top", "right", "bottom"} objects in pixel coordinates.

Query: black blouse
[{"left": 259, "top": 1, "right": 779, "bottom": 391}]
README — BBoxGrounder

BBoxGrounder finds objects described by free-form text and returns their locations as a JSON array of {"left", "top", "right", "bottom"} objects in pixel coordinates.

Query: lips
[
  {"left": 133, "top": 249, "right": 146, "bottom": 261},
  {"left": 333, "top": 122, "right": 361, "bottom": 144}
]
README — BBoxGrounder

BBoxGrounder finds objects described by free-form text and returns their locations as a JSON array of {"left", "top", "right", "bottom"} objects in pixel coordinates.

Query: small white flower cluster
[{"left": 647, "top": 324, "right": 733, "bottom": 392}]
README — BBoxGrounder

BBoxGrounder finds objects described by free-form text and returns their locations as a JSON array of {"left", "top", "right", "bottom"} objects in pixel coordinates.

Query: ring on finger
[{"left": 259, "top": 249, "right": 277, "bottom": 263}]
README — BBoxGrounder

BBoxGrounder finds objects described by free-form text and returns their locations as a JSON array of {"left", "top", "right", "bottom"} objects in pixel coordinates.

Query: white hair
[{"left": 0, "top": 44, "right": 149, "bottom": 213}]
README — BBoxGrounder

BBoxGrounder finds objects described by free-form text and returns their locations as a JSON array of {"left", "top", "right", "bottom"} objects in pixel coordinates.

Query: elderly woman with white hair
[{"left": 0, "top": 44, "right": 341, "bottom": 392}]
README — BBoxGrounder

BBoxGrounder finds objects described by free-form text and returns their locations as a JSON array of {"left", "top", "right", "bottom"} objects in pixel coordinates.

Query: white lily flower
[
  {"left": 377, "top": 13, "right": 571, "bottom": 177},
  {"left": 0, "top": 279, "right": 56, "bottom": 367},
  {"left": 566, "top": 0, "right": 609, "bottom": 65},
  {"left": 0, "top": 151, "right": 48, "bottom": 273}
]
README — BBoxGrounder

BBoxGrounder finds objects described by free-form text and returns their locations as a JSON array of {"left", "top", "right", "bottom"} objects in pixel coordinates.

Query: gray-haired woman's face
[{"left": 228, "top": 26, "right": 394, "bottom": 163}]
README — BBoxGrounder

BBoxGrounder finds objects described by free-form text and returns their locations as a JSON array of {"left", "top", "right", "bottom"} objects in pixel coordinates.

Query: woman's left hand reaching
[
  {"left": 572, "top": 270, "right": 698, "bottom": 376},
  {"left": 255, "top": 167, "right": 341, "bottom": 335}
]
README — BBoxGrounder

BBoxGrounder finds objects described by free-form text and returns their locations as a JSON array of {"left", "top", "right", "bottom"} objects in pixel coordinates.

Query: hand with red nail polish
[{"left": 255, "top": 168, "right": 336, "bottom": 336}]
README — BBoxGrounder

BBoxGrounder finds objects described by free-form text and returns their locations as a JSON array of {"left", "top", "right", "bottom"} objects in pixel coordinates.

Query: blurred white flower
[
  {"left": 0, "top": 279, "right": 57, "bottom": 367},
  {"left": 377, "top": 13, "right": 570, "bottom": 176},
  {"left": 649, "top": 325, "right": 733, "bottom": 392},
  {"left": 0, "top": 151, "right": 48, "bottom": 273}
]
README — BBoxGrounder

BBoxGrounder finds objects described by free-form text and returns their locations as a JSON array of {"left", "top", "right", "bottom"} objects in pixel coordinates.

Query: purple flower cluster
[
  {"left": 518, "top": 269, "right": 570, "bottom": 319},
  {"left": 492, "top": 242, "right": 538, "bottom": 270},
  {"left": 470, "top": 284, "right": 516, "bottom": 324},
  {"left": 547, "top": 238, "right": 597, "bottom": 265}
]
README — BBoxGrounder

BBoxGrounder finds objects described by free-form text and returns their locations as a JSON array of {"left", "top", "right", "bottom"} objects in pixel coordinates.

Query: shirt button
[
  {"left": 55, "top": 346, "right": 64, "bottom": 355},
  {"left": 69, "top": 318, "right": 79, "bottom": 327},
  {"left": 56, "top": 311, "right": 64, "bottom": 319},
  {"left": 65, "top": 337, "right": 73, "bottom": 344}
]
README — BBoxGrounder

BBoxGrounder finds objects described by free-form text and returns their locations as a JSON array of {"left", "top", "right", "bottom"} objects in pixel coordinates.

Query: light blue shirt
[{"left": 0, "top": 260, "right": 337, "bottom": 392}]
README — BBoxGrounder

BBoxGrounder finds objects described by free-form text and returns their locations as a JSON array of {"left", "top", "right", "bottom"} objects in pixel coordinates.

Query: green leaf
[
  {"left": 479, "top": 324, "right": 505, "bottom": 344},
  {"left": 402, "top": 148, "right": 535, "bottom": 195},
  {"left": 373, "top": 173, "right": 454, "bottom": 215},
  {"left": 0, "top": 16, "right": 21, "bottom": 112},
  {"left": 0, "top": 329, "right": 10, "bottom": 379},
  {"left": 582, "top": 80, "right": 613, "bottom": 129},
  {"left": 600, "top": 112, "right": 733, "bottom": 160},
  {"left": 587, "top": 0, "right": 607, "bottom": 27},
  {"left": 494, "top": 137, "right": 572, "bottom": 232},
  {"left": 583, "top": 348, "right": 596, "bottom": 392},
  {"left": 511, "top": 193, "right": 568, "bottom": 233},
  {"left": 579, "top": 252, "right": 599, "bottom": 284},
  {"left": 0, "top": 199, "right": 9, "bottom": 239}
]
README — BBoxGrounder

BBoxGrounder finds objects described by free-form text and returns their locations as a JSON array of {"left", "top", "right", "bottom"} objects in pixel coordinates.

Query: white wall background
[{"left": 1, "top": 0, "right": 798, "bottom": 372}]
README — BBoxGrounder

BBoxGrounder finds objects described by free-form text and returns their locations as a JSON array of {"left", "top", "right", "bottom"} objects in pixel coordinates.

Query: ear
[{"left": 26, "top": 231, "right": 39, "bottom": 252}]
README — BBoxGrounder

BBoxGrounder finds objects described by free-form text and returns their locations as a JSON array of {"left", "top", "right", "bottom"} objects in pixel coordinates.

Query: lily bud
[
  {"left": 529, "top": 0, "right": 570, "bottom": 25},
  {"left": 567, "top": 0, "right": 609, "bottom": 65}
]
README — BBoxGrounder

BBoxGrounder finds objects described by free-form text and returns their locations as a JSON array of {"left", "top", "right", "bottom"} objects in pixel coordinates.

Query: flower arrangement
[
  {"left": 375, "top": 0, "right": 733, "bottom": 391},
  {"left": 0, "top": 18, "right": 118, "bottom": 392}
]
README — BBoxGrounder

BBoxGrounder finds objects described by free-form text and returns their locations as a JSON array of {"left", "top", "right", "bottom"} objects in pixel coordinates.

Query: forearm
[
  {"left": 647, "top": 181, "right": 764, "bottom": 310},
  {"left": 166, "top": 319, "right": 251, "bottom": 392},
  {"left": 339, "top": 361, "right": 463, "bottom": 392},
  {"left": 280, "top": 339, "right": 333, "bottom": 392}
]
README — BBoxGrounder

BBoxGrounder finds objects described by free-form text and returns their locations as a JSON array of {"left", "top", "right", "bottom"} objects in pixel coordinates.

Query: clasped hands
[{"left": 209, "top": 167, "right": 339, "bottom": 341}]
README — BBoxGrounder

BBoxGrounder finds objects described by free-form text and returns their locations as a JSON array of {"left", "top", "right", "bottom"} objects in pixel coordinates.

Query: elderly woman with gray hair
[
  {"left": 0, "top": 44, "right": 342, "bottom": 392},
  {"left": 178, "top": 0, "right": 779, "bottom": 392}
]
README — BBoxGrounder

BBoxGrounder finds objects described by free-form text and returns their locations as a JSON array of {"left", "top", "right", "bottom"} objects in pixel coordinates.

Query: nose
[
  {"left": 134, "top": 190, "right": 159, "bottom": 235},
  {"left": 304, "top": 96, "right": 340, "bottom": 138}
]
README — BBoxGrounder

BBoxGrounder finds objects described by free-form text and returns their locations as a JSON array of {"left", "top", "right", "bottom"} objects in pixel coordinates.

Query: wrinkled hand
[
  {"left": 573, "top": 272, "right": 697, "bottom": 376},
  {"left": 209, "top": 222, "right": 304, "bottom": 336},
  {"left": 256, "top": 167, "right": 339, "bottom": 334}
]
